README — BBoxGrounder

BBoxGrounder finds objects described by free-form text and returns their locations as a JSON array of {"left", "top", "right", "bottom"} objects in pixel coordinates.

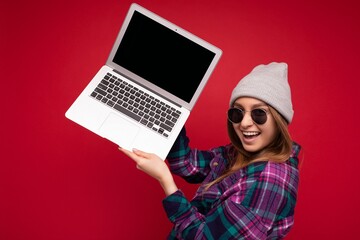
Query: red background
[{"left": 1, "top": 0, "right": 360, "bottom": 239}]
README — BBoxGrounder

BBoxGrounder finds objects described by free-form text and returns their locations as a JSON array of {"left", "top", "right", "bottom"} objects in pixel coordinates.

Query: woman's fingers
[
  {"left": 118, "top": 147, "right": 140, "bottom": 162},
  {"left": 118, "top": 147, "right": 177, "bottom": 195},
  {"left": 131, "top": 148, "right": 152, "bottom": 159}
]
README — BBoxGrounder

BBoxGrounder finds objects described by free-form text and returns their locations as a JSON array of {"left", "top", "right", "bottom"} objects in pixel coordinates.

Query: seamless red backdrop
[{"left": 1, "top": 0, "right": 360, "bottom": 239}]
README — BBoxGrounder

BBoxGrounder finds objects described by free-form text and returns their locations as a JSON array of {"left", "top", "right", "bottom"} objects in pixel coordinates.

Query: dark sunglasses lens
[
  {"left": 228, "top": 108, "right": 243, "bottom": 123},
  {"left": 251, "top": 109, "right": 267, "bottom": 124}
]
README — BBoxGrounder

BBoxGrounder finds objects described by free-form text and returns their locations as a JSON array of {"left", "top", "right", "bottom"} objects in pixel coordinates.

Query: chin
[{"left": 241, "top": 143, "right": 259, "bottom": 153}]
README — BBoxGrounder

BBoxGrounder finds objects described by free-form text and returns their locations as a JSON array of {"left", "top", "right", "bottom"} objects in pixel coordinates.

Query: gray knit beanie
[{"left": 230, "top": 62, "right": 294, "bottom": 123}]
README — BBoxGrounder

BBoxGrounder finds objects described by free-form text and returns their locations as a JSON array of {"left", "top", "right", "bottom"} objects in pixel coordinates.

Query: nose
[{"left": 240, "top": 111, "right": 253, "bottom": 128}]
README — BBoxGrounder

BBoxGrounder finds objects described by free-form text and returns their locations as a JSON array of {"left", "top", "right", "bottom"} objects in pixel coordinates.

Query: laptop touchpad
[{"left": 99, "top": 113, "right": 140, "bottom": 148}]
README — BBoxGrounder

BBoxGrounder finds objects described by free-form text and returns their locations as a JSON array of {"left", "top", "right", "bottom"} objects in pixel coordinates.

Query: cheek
[
  {"left": 232, "top": 124, "right": 242, "bottom": 137},
  {"left": 265, "top": 121, "right": 278, "bottom": 142}
]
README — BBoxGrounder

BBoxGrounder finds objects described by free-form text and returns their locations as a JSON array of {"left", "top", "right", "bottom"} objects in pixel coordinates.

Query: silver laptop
[{"left": 65, "top": 3, "right": 222, "bottom": 160}]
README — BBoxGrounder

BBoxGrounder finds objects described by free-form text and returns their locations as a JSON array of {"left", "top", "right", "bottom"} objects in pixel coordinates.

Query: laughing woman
[{"left": 120, "top": 62, "right": 301, "bottom": 239}]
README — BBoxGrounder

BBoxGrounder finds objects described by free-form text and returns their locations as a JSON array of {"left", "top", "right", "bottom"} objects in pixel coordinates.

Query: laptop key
[
  {"left": 160, "top": 122, "right": 172, "bottom": 132},
  {"left": 107, "top": 101, "right": 115, "bottom": 107},
  {"left": 95, "top": 88, "right": 107, "bottom": 96},
  {"left": 140, "top": 119, "right": 148, "bottom": 125},
  {"left": 114, "top": 104, "right": 141, "bottom": 122},
  {"left": 98, "top": 83, "right": 107, "bottom": 91},
  {"left": 165, "top": 119, "right": 175, "bottom": 128}
]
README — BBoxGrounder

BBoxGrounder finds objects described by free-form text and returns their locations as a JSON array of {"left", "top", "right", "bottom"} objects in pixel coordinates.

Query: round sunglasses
[{"left": 227, "top": 107, "right": 269, "bottom": 125}]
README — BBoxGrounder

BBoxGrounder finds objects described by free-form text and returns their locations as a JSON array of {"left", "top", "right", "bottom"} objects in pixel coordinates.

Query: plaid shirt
[{"left": 163, "top": 128, "right": 301, "bottom": 240}]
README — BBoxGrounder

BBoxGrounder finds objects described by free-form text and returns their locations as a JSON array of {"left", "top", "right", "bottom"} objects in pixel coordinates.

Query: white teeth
[{"left": 243, "top": 132, "right": 259, "bottom": 136}]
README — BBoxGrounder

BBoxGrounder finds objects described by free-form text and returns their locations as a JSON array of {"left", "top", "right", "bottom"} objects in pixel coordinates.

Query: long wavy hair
[{"left": 205, "top": 105, "right": 292, "bottom": 189}]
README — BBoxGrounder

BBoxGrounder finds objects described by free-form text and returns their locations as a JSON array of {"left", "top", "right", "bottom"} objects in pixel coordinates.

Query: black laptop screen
[{"left": 113, "top": 11, "right": 216, "bottom": 103}]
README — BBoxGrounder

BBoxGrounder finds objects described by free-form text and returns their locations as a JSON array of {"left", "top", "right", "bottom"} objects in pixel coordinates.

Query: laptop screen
[{"left": 112, "top": 11, "right": 216, "bottom": 103}]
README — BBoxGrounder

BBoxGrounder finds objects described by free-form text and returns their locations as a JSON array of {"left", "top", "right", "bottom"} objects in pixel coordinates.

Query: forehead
[{"left": 233, "top": 97, "right": 267, "bottom": 107}]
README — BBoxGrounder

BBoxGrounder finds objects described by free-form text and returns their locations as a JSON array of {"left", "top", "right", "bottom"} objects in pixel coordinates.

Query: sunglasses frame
[{"left": 227, "top": 107, "right": 269, "bottom": 125}]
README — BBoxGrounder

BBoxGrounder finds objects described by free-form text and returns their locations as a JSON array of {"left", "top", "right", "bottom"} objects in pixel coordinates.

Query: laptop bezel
[{"left": 106, "top": 3, "right": 222, "bottom": 110}]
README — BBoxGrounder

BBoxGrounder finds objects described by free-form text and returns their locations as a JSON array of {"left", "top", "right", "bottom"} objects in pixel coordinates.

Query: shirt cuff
[{"left": 162, "top": 189, "right": 192, "bottom": 223}]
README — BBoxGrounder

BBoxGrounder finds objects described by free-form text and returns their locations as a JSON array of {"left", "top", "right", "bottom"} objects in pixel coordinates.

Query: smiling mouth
[{"left": 242, "top": 131, "right": 260, "bottom": 139}]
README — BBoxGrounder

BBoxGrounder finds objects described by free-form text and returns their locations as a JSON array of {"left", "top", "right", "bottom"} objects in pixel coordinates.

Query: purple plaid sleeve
[{"left": 167, "top": 128, "right": 228, "bottom": 183}]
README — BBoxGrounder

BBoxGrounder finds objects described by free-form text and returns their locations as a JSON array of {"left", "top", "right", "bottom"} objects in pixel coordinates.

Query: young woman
[{"left": 119, "top": 62, "right": 301, "bottom": 239}]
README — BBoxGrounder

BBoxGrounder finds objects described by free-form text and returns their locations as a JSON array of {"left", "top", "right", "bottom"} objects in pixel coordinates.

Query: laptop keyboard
[{"left": 90, "top": 73, "right": 181, "bottom": 138}]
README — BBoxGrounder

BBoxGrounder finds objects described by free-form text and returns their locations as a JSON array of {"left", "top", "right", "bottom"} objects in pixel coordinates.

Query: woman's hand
[{"left": 118, "top": 147, "right": 178, "bottom": 196}]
